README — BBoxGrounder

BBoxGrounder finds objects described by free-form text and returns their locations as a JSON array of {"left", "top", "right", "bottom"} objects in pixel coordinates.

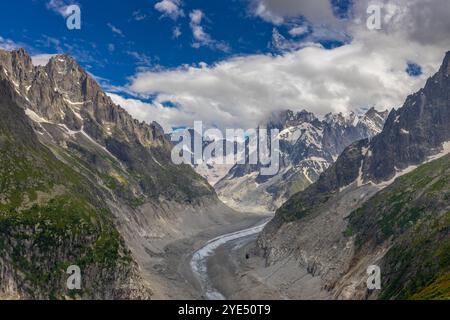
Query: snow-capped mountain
[
  {"left": 214, "top": 108, "right": 389, "bottom": 212},
  {"left": 258, "top": 51, "right": 450, "bottom": 300}
]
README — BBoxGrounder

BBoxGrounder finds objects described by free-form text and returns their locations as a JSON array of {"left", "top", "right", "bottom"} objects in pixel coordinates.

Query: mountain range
[
  {"left": 0, "top": 48, "right": 239, "bottom": 299},
  {"left": 215, "top": 108, "right": 388, "bottom": 212},
  {"left": 257, "top": 52, "right": 450, "bottom": 300},
  {"left": 1, "top": 47, "right": 449, "bottom": 300}
]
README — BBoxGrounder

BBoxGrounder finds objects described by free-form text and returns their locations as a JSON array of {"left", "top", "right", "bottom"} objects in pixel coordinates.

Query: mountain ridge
[
  {"left": 257, "top": 51, "right": 450, "bottom": 300},
  {"left": 0, "top": 48, "right": 233, "bottom": 299},
  {"left": 0, "top": 48, "right": 215, "bottom": 204},
  {"left": 215, "top": 107, "right": 388, "bottom": 212}
]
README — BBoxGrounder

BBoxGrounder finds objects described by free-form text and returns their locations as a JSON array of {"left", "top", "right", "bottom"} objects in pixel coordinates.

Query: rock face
[
  {"left": 258, "top": 52, "right": 450, "bottom": 300},
  {"left": 342, "top": 153, "right": 450, "bottom": 300},
  {"left": 0, "top": 48, "right": 217, "bottom": 299},
  {"left": 0, "top": 49, "right": 214, "bottom": 204},
  {"left": 215, "top": 108, "right": 388, "bottom": 212}
]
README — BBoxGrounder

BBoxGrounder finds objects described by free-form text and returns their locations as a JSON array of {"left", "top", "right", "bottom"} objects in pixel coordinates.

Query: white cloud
[
  {"left": 107, "top": 93, "right": 185, "bottom": 132},
  {"left": 122, "top": 43, "right": 442, "bottom": 131},
  {"left": 107, "top": 23, "right": 125, "bottom": 37},
  {"left": 270, "top": 28, "right": 317, "bottom": 51},
  {"left": 31, "top": 54, "right": 57, "bottom": 66},
  {"left": 190, "top": 9, "right": 203, "bottom": 25},
  {"left": 109, "top": 0, "right": 450, "bottom": 133},
  {"left": 46, "top": 0, "right": 79, "bottom": 17},
  {"left": 127, "top": 51, "right": 152, "bottom": 66},
  {"left": 351, "top": 0, "right": 450, "bottom": 46},
  {"left": 189, "top": 10, "right": 230, "bottom": 52},
  {"left": 289, "top": 26, "right": 308, "bottom": 37},
  {"left": 132, "top": 10, "right": 147, "bottom": 21},
  {"left": 0, "top": 36, "right": 55, "bottom": 67},
  {"left": 249, "top": 0, "right": 339, "bottom": 26},
  {"left": 172, "top": 26, "right": 182, "bottom": 39},
  {"left": 154, "top": 0, "right": 184, "bottom": 20},
  {"left": 190, "top": 10, "right": 208, "bottom": 43}
]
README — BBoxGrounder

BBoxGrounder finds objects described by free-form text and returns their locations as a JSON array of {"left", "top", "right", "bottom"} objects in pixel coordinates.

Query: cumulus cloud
[
  {"left": 154, "top": 0, "right": 184, "bottom": 20},
  {"left": 107, "top": 93, "right": 186, "bottom": 132},
  {"left": 111, "top": 0, "right": 450, "bottom": 132},
  {"left": 249, "top": 0, "right": 339, "bottom": 26},
  {"left": 351, "top": 0, "right": 450, "bottom": 46}
]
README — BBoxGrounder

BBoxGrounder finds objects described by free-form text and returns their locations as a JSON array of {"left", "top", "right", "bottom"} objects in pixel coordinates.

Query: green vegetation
[
  {"left": 0, "top": 134, "right": 132, "bottom": 299},
  {"left": 347, "top": 154, "right": 450, "bottom": 300},
  {"left": 410, "top": 272, "right": 450, "bottom": 300}
]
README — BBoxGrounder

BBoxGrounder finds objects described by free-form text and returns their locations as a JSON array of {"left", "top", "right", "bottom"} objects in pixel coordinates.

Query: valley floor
[
  {"left": 138, "top": 209, "right": 271, "bottom": 299},
  {"left": 206, "top": 230, "right": 331, "bottom": 300},
  {"left": 153, "top": 210, "right": 330, "bottom": 300}
]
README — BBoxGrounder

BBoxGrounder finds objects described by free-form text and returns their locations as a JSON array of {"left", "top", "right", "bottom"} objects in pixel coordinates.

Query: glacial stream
[{"left": 190, "top": 219, "right": 270, "bottom": 300}]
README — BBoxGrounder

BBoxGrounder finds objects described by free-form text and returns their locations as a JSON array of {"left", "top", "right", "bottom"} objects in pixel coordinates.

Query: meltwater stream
[{"left": 190, "top": 219, "right": 270, "bottom": 300}]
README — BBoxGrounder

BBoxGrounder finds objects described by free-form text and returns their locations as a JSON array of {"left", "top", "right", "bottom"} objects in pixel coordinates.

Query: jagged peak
[
  {"left": 0, "top": 47, "right": 28, "bottom": 57},
  {"left": 11, "top": 47, "right": 31, "bottom": 59},
  {"left": 431, "top": 50, "right": 450, "bottom": 79},
  {"left": 364, "top": 107, "right": 389, "bottom": 119},
  {"left": 266, "top": 108, "right": 319, "bottom": 130},
  {"left": 441, "top": 51, "right": 450, "bottom": 74},
  {"left": 47, "top": 53, "right": 77, "bottom": 66}
]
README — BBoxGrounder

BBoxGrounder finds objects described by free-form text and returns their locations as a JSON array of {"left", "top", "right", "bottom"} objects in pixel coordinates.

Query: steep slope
[
  {"left": 0, "top": 76, "right": 150, "bottom": 299},
  {"left": 258, "top": 52, "right": 450, "bottom": 300},
  {"left": 0, "top": 49, "right": 214, "bottom": 204},
  {"left": 338, "top": 152, "right": 450, "bottom": 299},
  {"left": 0, "top": 48, "right": 225, "bottom": 299},
  {"left": 215, "top": 108, "right": 387, "bottom": 212}
]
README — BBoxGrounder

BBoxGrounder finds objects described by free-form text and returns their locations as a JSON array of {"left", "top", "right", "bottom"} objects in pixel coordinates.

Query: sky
[{"left": 1, "top": 0, "right": 450, "bottom": 131}]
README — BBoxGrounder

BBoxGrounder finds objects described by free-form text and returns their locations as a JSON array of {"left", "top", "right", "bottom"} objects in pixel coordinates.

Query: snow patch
[
  {"left": 58, "top": 124, "right": 80, "bottom": 136},
  {"left": 377, "top": 140, "right": 450, "bottom": 188},
  {"left": 79, "top": 126, "right": 124, "bottom": 169},
  {"left": 356, "top": 160, "right": 365, "bottom": 187},
  {"left": 25, "top": 109, "right": 51, "bottom": 124},
  {"left": 400, "top": 129, "right": 410, "bottom": 135},
  {"left": 151, "top": 156, "right": 163, "bottom": 168},
  {"left": 428, "top": 141, "right": 450, "bottom": 162},
  {"left": 303, "top": 167, "right": 313, "bottom": 184}
]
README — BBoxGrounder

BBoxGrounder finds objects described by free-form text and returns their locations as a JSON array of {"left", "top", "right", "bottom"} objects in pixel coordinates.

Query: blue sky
[
  {"left": 0, "top": 0, "right": 344, "bottom": 84},
  {"left": 0, "top": 0, "right": 349, "bottom": 86},
  {"left": 0, "top": 0, "right": 448, "bottom": 131}
]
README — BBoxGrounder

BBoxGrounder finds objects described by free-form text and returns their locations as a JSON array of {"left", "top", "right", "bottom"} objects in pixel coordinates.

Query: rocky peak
[
  {"left": 292, "top": 51, "right": 450, "bottom": 192},
  {"left": 0, "top": 48, "right": 33, "bottom": 85},
  {"left": 439, "top": 50, "right": 450, "bottom": 76},
  {"left": 266, "top": 109, "right": 319, "bottom": 130},
  {"left": 215, "top": 105, "right": 387, "bottom": 212},
  {"left": 1, "top": 47, "right": 215, "bottom": 204},
  {"left": 44, "top": 54, "right": 103, "bottom": 103},
  {"left": 324, "top": 111, "right": 354, "bottom": 127},
  {"left": 0, "top": 48, "right": 168, "bottom": 149},
  {"left": 365, "top": 107, "right": 389, "bottom": 123}
]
